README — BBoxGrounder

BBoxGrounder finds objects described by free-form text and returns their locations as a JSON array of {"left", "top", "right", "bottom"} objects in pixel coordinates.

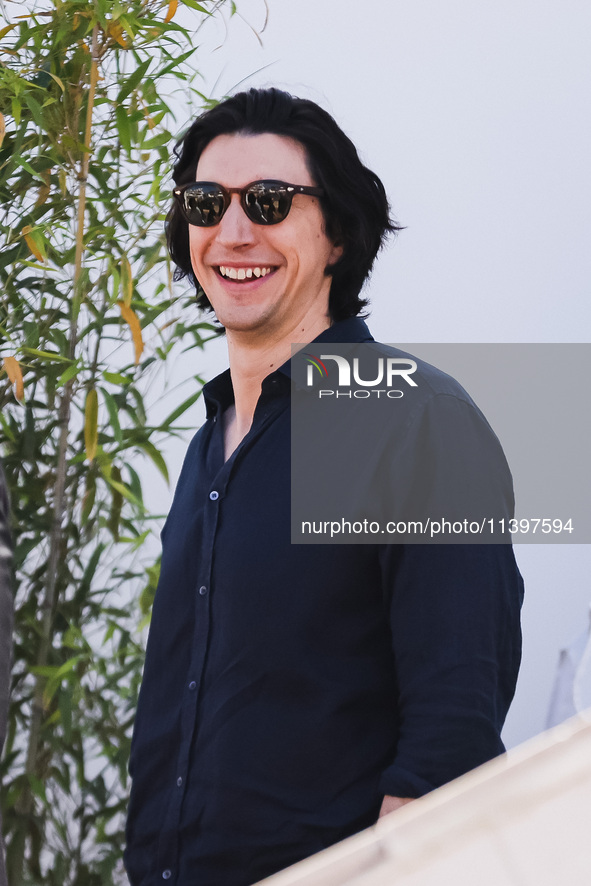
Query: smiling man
[
  {"left": 125, "top": 88, "right": 523, "bottom": 886},
  {"left": 183, "top": 131, "right": 342, "bottom": 461}
]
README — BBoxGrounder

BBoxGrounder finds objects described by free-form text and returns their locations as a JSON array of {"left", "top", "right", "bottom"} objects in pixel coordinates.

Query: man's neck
[{"left": 222, "top": 310, "right": 331, "bottom": 460}]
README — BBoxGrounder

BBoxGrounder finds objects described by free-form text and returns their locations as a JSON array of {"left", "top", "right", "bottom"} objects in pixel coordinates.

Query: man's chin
[{"left": 212, "top": 304, "right": 279, "bottom": 337}]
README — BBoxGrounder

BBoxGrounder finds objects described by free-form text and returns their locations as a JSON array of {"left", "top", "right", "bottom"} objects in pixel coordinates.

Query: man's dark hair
[{"left": 166, "top": 87, "right": 401, "bottom": 321}]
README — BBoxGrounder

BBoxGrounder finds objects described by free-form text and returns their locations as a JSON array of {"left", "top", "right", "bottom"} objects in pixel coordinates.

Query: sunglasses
[{"left": 173, "top": 179, "right": 324, "bottom": 227}]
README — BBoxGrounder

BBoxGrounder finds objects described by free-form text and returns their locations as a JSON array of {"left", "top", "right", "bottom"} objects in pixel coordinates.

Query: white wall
[{"left": 155, "top": 0, "right": 591, "bottom": 749}]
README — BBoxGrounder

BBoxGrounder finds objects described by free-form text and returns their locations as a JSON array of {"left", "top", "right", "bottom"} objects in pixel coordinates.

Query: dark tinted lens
[
  {"left": 182, "top": 184, "right": 226, "bottom": 227},
  {"left": 244, "top": 183, "right": 291, "bottom": 225}
]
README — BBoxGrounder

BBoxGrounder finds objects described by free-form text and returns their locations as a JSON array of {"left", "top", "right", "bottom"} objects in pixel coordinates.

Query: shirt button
[
  {"left": 162, "top": 871, "right": 171, "bottom": 881},
  {"left": 189, "top": 681, "right": 197, "bottom": 691},
  {"left": 209, "top": 490, "right": 219, "bottom": 501},
  {"left": 176, "top": 776, "right": 183, "bottom": 787},
  {"left": 199, "top": 585, "right": 208, "bottom": 596}
]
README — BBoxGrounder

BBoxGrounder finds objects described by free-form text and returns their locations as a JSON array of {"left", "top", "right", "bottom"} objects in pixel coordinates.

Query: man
[
  {"left": 0, "top": 464, "right": 13, "bottom": 886},
  {"left": 125, "top": 88, "right": 523, "bottom": 886}
]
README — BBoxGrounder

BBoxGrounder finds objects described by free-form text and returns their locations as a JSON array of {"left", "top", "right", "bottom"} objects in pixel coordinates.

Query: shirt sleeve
[{"left": 377, "top": 394, "right": 524, "bottom": 798}]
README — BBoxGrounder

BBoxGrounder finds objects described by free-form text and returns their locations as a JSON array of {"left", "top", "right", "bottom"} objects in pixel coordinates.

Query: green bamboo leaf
[
  {"left": 12, "top": 155, "right": 42, "bottom": 178},
  {"left": 125, "top": 462, "right": 143, "bottom": 504},
  {"left": 100, "top": 464, "right": 143, "bottom": 507},
  {"left": 57, "top": 362, "right": 79, "bottom": 387},
  {"left": 141, "top": 131, "right": 171, "bottom": 149},
  {"left": 29, "top": 666, "right": 63, "bottom": 678},
  {"left": 161, "top": 388, "right": 202, "bottom": 428},
  {"left": 130, "top": 387, "right": 147, "bottom": 424},
  {"left": 139, "top": 440, "right": 169, "bottom": 483},
  {"left": 23, "top": 93, "right": 45, "bottom": 130},
  {"left": 49, "top": 328, "right": 69, "bottom": 357},
  {"left": 110, "top": 263, "right": 121, "bottom": 302},
  {"left": 42, "top": 656, "right": 83, "bottom": 706},
  {"left": 102, "top": 370, "right": 133, "bottom": 385},
  {"left": 100, "top": 387, "right": 123, "bottom": 443},
  {"left": 81, "top": 470, "right": 96, "bottom": 525},
  {"left": 77, "top": 544, "right": 106, "bottom": 603},
  {"left": 139, "top": 561, "right": 160, "bottom": 615},
  {"left": 115, "top": 104, "right": 132, "bottom": 154},
  {"left": 118, "top": 15, "right": 136, "bottom": 39},
  {"left": 84, "top": 388, "right": 99, "bottom": 462},
  {"left": 154, "top": 47, "right": 196, "bottom": 77},
  {"left": 10, "top": 98, "right": 21, "bottom": 127},
  {"left": 108, "top": 465, "right": 123, "bottom": 540},
  {"left": 62, "top": 625, "right": 86, "bottom": 650},
  {"left": 121, "top": 254, "right": 133, "bottom": 306},
  {"left": 121, "top": 528, "right": 150, "bottom": 551},
  {"left": 180, "top": 0, "right": 212, "bottom": 13},
  {"left": 20, "top": 347, "right": 71, "bottom": 362},
  {"left": 116, "top": 58, "right": 151, "bottom": 104}
]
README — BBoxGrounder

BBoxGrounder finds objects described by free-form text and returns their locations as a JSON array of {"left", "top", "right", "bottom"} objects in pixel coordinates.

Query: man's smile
[{"left": 217, "top": 265, "right": 277, "bottom": 281}]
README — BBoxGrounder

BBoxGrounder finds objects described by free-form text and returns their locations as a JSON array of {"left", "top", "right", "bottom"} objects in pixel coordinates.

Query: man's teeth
[{"left": 219, "top": 266, "right": 273, "bottom": 280}]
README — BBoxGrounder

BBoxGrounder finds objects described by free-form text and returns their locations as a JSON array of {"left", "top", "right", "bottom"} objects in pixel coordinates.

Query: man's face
[{"left": 188, "top": 132, "right": 342, "bottom": 337}]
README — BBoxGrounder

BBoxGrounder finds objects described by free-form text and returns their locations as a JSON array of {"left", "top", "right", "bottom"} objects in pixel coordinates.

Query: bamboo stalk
[{"left": 10, "top": 24, "right": 101, "bottom": 886}]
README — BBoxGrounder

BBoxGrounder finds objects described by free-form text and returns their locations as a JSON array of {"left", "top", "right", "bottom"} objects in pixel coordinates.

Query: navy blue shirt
[{"left": 125, "top": 318, "right": 523, "bottom": 886}]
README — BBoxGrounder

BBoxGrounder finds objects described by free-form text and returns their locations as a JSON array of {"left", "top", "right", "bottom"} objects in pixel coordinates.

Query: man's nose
[{"left": 215, "top": 195, "right": 256, "bottom": 247}]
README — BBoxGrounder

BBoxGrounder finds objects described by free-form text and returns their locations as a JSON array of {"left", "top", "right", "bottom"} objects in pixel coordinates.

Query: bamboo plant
[{"left": 0, "top": 1, "right": 236, "bottom": 882}]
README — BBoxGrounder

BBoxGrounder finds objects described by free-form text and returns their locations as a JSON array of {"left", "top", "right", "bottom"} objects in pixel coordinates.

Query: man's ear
[{"left": 327, "top": 240, "right": 344, "bottom": 267}]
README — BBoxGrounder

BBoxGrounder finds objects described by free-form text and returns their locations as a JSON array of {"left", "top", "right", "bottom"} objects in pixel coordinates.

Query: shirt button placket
[{"left": 170, "top": 478, "right": 216, "bottom": 873}]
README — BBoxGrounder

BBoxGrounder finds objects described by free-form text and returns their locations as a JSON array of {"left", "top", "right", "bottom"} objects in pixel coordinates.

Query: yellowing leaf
[
  {"left": 58, "top": 168, "right": 67, "bottom": 195},
  {"left": 108, "top": 21, "right": 128, "bottom": 48},
  {"left": 0, "top": 22, "right": 18, "bottom": 40},
  {"left": 84, "top": 388, "right": 99, "bottom": 462},
  {"left": 120, "top": 255, "right": 133, "bottom": 306},
  {"left": 47, "top": 72, "right": 65, "bottom": 92},
  {"left": 164, "top": 0, "right": 178, "bottom": 23},
  {"left": 0, "top": 112, "right": 5, "bottom": 150},
  {"left": 35, "top": 169, "right": 52, "bottom": 207},
  {"left": 118, "top": 301, "right": 144, "bottom": 365},
  {"left": 21, "top": 225, "right": 45, "bottom": 262},
  {"left": 35, "top": 185, "right": 50, "bottom": 207},
  {"left": 2, "top": 356, "right": 24, "bottom": 401}
]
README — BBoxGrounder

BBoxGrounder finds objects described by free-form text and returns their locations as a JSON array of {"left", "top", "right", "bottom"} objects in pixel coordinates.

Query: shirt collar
[
  {"left": 277, "top": 317, "right": 374, "bottom": 381},
  {"left": 203, "top": 317, "right": 375, "bottom": 417}
]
